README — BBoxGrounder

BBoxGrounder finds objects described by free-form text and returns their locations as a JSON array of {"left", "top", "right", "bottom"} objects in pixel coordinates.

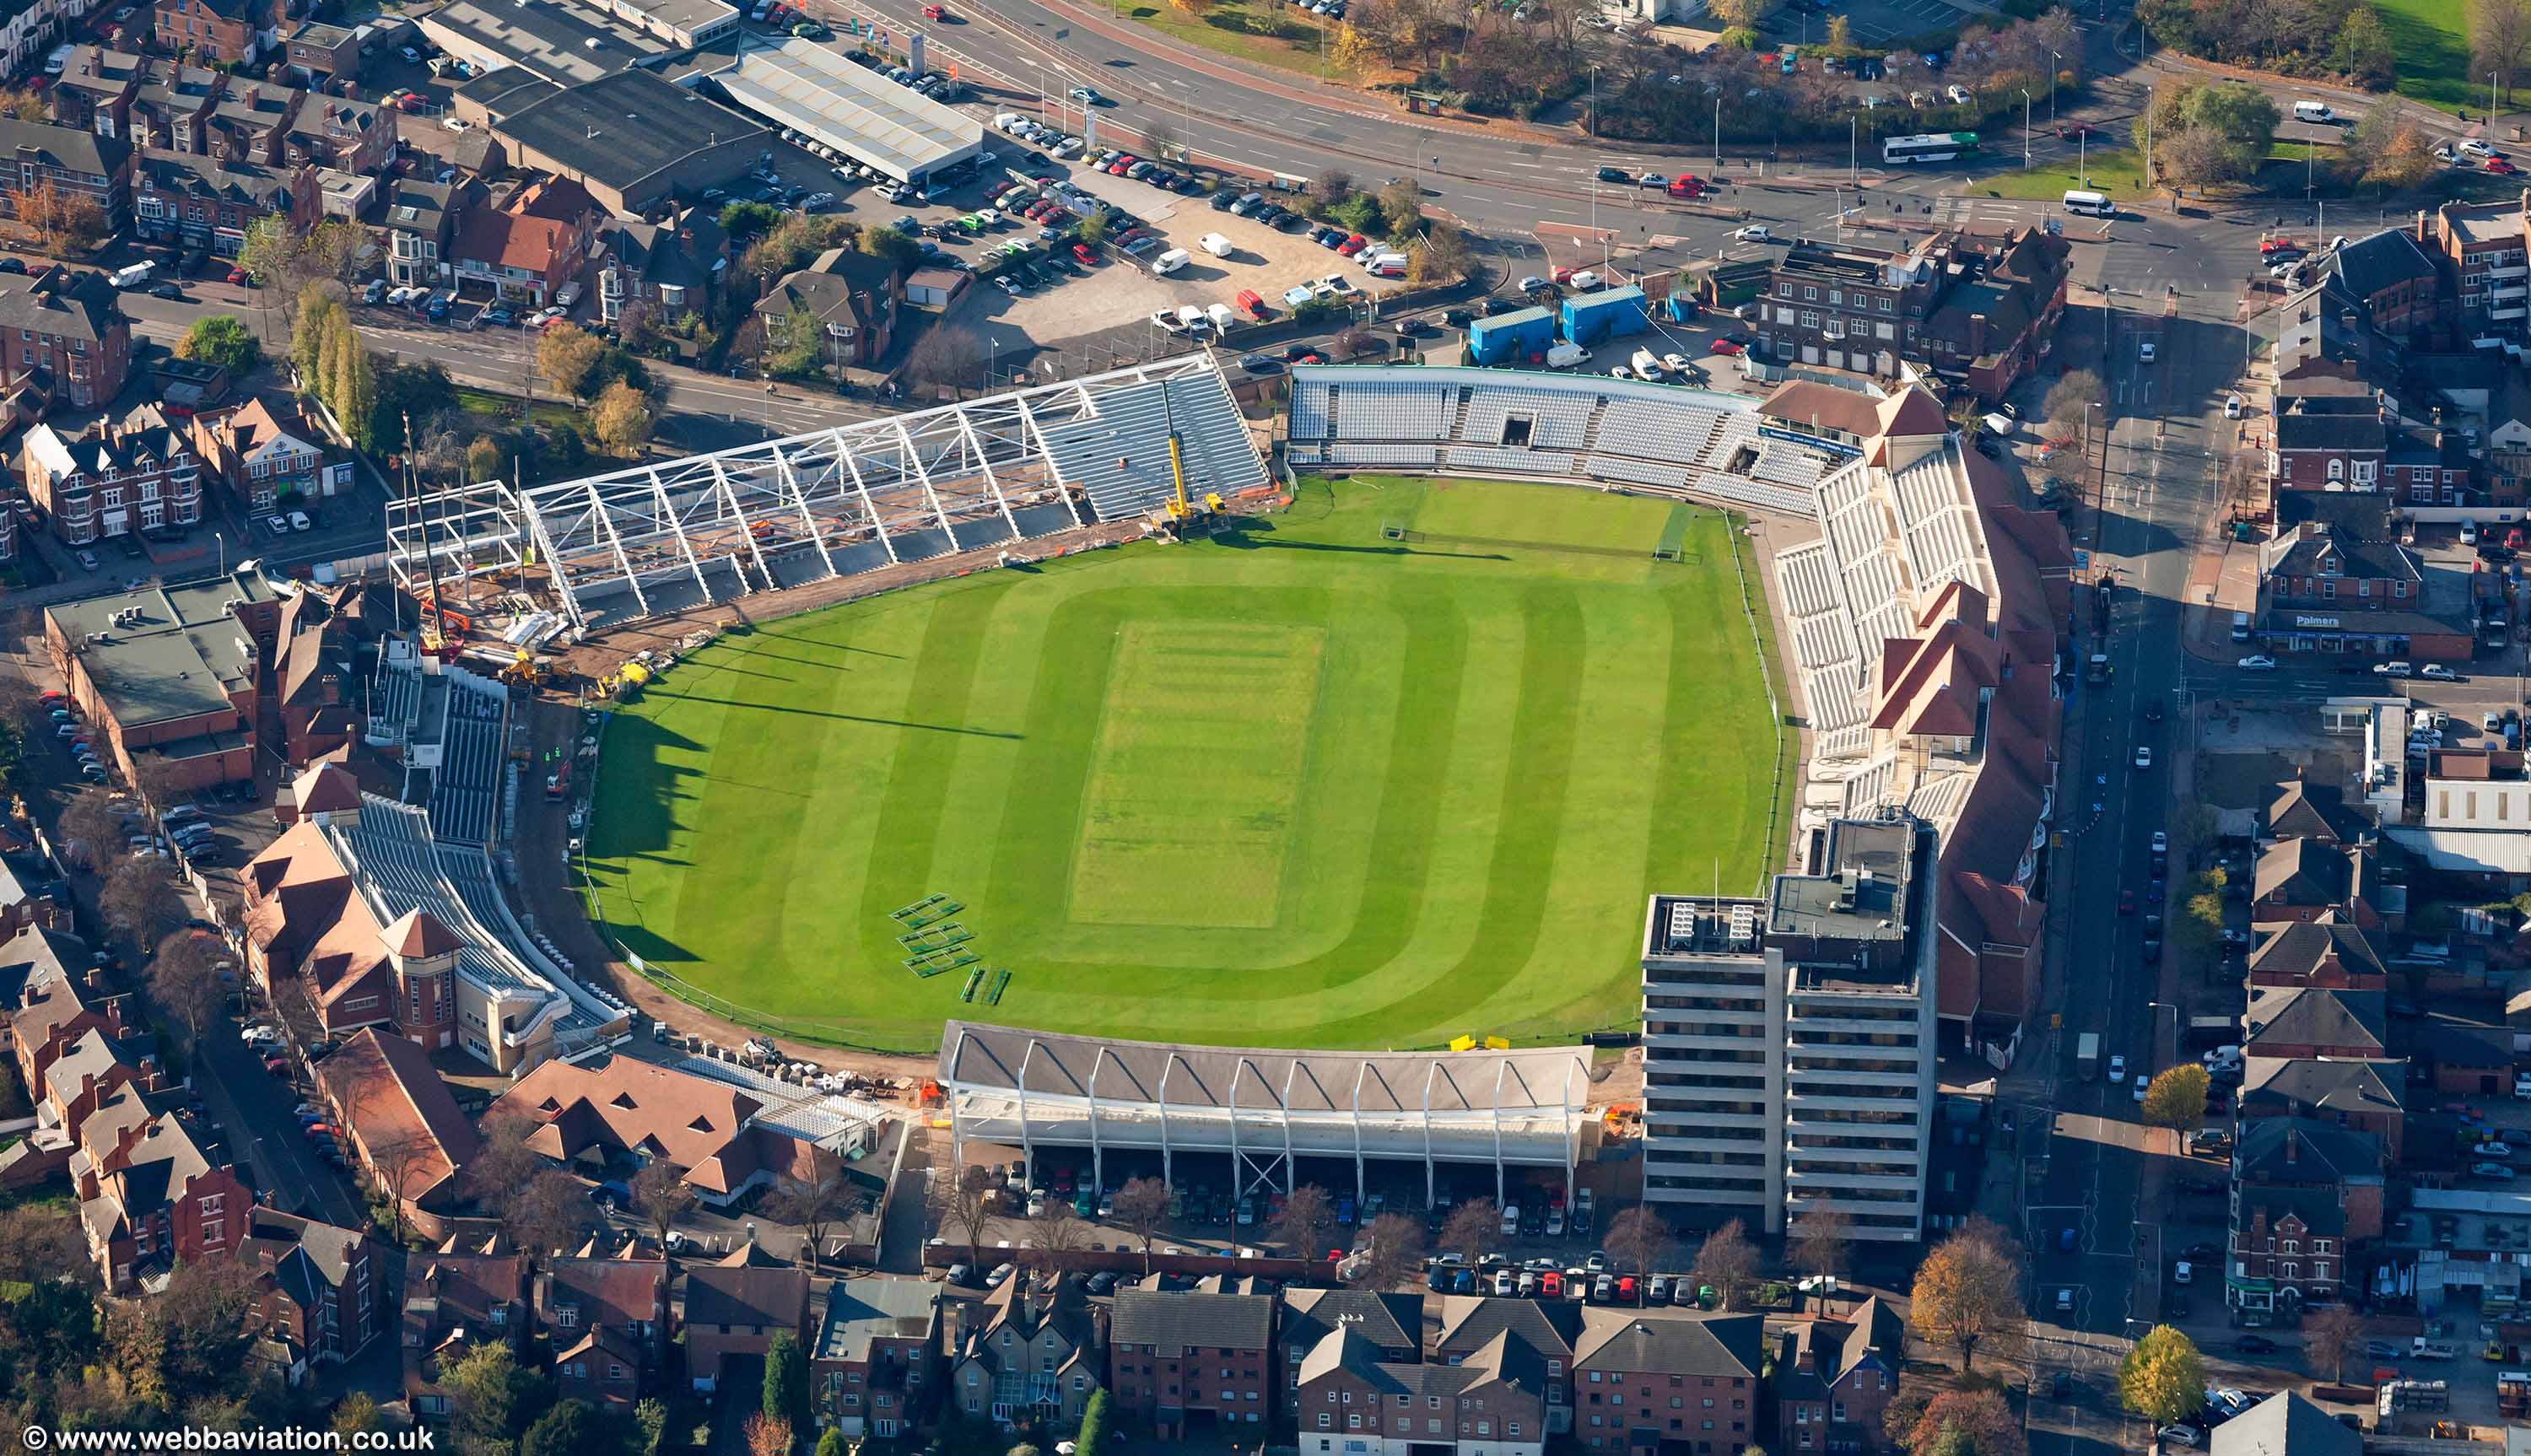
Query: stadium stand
[{"left": 1285, "top": 366, "right": 1843, "bottom": 518}]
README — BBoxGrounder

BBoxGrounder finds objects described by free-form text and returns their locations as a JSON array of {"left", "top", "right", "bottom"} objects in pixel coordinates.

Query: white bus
[
  {"left": 2062, "top": 190, "right": 2116, "bottom": 217},
  {"left": 1882, "top": 131, "right": 1978, "bottom": 164}
]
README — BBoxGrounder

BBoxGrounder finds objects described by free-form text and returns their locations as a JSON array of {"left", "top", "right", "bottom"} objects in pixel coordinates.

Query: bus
[
  {"left": 2062, "top": 189, "right": 2116, "bottom": 217},
  {"left": 1882, "top": 132, "right": 1978, "bottom": 164}
]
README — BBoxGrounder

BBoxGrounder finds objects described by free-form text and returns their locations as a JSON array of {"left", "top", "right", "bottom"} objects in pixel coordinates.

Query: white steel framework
[
  {"left": 384, "top": 355, "right": 1267, "bottom": 634},
  {"left": 937, "top": 1020, "right": 1594, "bottom": 1209}
]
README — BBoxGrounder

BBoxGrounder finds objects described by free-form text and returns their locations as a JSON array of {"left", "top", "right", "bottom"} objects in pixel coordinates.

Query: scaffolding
[
  {"left": 936, "top": 1021, "right": 1595, "bottom": 1208},
  {"left": 383, "top": 355, "right": 1268, "bottom": 634}
]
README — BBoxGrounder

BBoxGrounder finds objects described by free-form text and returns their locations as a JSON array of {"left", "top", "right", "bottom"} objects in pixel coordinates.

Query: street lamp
[
  {"left": 2022, "top": 89, "right": 2032, "bottom": 170},
  {"left": 1588, "top": 63, "right": 1598, "bottom": 139},
  {"left": 2048, "top": 50, "right": 2060, "bottom": 124}
]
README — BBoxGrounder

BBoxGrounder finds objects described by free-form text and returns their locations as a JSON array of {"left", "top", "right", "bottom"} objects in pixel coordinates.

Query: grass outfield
[{"left": 581, "top": 476, "right": 1791, "bottom": 1053}]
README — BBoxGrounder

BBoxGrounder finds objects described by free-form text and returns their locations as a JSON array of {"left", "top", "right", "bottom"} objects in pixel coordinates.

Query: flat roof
[
  {"left": 937, "top": 1020, "right": 1594, "bottom": 1114},
  {"left": 709, "top": 36, "right": 981, "bottom": 181},
  {"left": 495, "top": 67, "right": 766, "bottom": 193},
  {"left": 2442, "top": 201, "right": 2524, "bottom": 245},
  {"left": 590, "top": 0, "right": 735, "bottom": 35},
  {"left": 48, "top": 571, "right": 276, "bottom": 728},
  {"left": 417, "top": 0, "right": 666, "bottom": 88}
]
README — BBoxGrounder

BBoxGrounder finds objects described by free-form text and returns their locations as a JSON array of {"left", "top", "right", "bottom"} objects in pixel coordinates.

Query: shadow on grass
[
  {"left": 661, "top": 694, "right": 1026, "bottom": 739},
  {"left": 1211, "top": 515, "right": 1510, "bottom": 561}
]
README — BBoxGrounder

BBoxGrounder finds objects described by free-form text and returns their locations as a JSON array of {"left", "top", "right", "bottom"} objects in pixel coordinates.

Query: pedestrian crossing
[{"left": 1930, "top": 195, "right": 2044, "bottom": 227}]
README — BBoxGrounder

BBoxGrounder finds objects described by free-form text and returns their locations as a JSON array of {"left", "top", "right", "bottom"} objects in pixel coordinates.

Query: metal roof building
[
  {"left": 935, "top": 1020, "right": 1595, "bottom": 1207},
  {"left": 704, "top": 35, "right": 981, "bottom": 183}
]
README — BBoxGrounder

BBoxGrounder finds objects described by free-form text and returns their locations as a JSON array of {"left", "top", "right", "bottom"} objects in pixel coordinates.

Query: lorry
[
  {"left": 2379, "top": 1378, "right": 2448, "bottom": 1414},
  {"left": 2077, "top": 1033, "right": 2101, "bottom": 1080},
  {"left": 111, "top": 262, "right": 154, "bottom": 289},
  {"left": 2498, "top": 1369, "right": 2530, "bottom": 1417}
]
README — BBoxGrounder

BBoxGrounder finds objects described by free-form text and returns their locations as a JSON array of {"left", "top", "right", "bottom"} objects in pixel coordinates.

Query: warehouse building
[
  {"left": 578, "top": 0, "right": 737, "bottom": 49},
  {"left": 485, "top": 67, "right": 771, "bottom": 215},
  {"left": 417, "top": 0, "right": 670, "bottom": 89},
  {"left": 705, "top": 36, "right": 981, "bottom": 185}
]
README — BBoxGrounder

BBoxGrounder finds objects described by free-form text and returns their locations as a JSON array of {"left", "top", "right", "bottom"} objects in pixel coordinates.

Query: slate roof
[
  {"left": 1109, "top": 1290, "right": 1274, "bottom": 1351},
  {"left": 1572, "top": 1309, "right": 1763, "bottom": 1379},
  {"left": 683, "top": 1263, "right": 807, "bottom": 1333},
  {"left": 1432, "top": 1294, "right": 1584, "bottom": 1360},
  {"left": 2247, "top": 914, "right": 2388, "bottom": 982},
  {"left": 815, "top": 1276, "right": 938, "bottom": 1363},
  {"left": 136, "top": 148, "right": 300, "bottom": 208},
  {"left": 2265, "top": 526, "right": 2416, "bottom": 585},
  {"left": 0, "top": 267, "right": 124, "bottom": 346},
  {"left": 2332, "top": 228, "right": 2440, "bottom": 303},
  {"left": 2210, "top": 1391, "right": 2361, "bottom": 1456},
  {"left": 0, "top": 116, "right": 131, "bottom": 177},
  {"left": 2240, "top": 1055, "right": 2402, "bottom": 1119},
  {"left": 2253, "top": 839, "right": 2356, "bottom": 906},
  {"left": 2235, "top": 1114, "right": 2384, "bottom": 1185},
  {"left": 2275, "top": 403, "right": 2386, "bottom": 453},
  {"left": 2244, "top": 985, "right": 2386, "bottom": 1054},
  {"left": 2264, "top": 779, "right": 2370, "bottom": 844},
  {"left": 1281, "top": 1288, "right": 1421, "bottom": 1358}
]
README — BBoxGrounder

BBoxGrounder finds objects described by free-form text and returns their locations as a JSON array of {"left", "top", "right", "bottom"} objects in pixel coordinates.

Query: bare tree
[
  {"left": 1274, "top": 1184, "right": 1335, "bottom": 1253},
  {"left": 1353, "top": 1211, "right": 1424, "bottom": 1291},
  {"left": 1439, "top": 1198, "right": 1498, "bottom": 1264},
  {"left": 59, "top": 788, "right": 125, "bottom": 872},
  {"left": 464, "top": 1110, "right": 546, "bottom": 1212},
  {"left": 1789, "top": 1206, "right": 1853, "bottom": 1286},
  {"left": 1604, "top": 1205, "right": 1672, "bottom": 1288},
  {"left": 926, "top": 1162, "right": 999, "bottom": 1266},
  {"left": 1688, "top": 1219, "right": 1760, "bottom": 1310},
  {"left": 2303, "top": 1304, "right": 2362, "bottom": 1383},
  {"left": 130, "top": 755, "right": 186, "bottom": 817},
  {"left": 1030, "top": 1205, "right": 1092, "bottom": 1270},
  {"left": 2474, "top": 0, "right": 2531, "bottom": 105},
  {"left": 146, "top": 930, "right": 225, "bottom": 1044},
  {"left": 1141, "top": 116, "right": 1179, "bottom": 161},
  {"left": 1112, "top": 1176, "right": 1172, "bottom": 1274},
  {"left": 0, "top": 1199, "right": 87, "bottom": 1283},
  {"left": 905, "top": 326, "right": 985, "bottom": 398},
  {"left": 505, "top": 1167, "right": 591, "bottom": 1260},
  {"left": 101, "top": 855, "right": 186, "bottom": 959},
  {"left": 632, "top": 1158, "right": 697, "bottom": 1256},
  {"left": 769, "top": 1173, "right": 857, "bottom": 1270},
  {"left": 363, "top": 1126, "right": 446, "bottom": 1246}
]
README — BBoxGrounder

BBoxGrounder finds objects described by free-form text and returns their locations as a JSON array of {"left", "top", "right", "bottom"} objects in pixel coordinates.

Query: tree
[
  {"left": 747, "top": 1413, "right": 795, "bottom": 1456},
  {"left": 2329, "top": 6, "right": 2393, "bottom": 87},
  {"left": 1112, "top": 1177, "right": 1171, "bottom": 1273},
  {"left": 859, "top": 224, "right": 922, "bottom": 268},
  {"left": 445, "top": 1342, "right": 553, "bottom": 1453},
  {"left": 764, "top": 1330, "right": 812, "bottom": 1448},
  {"left": 591, "top": 380, "right": 652, "bottom": 456},
  {"left": 1414, "top": 220, "right": 1474, "bottom": 283},
  {"left": 632, "top": 1157, "right": 696, "bottom": 1255},
  {"left": 504, "top": 1167, "right": 590, "bottom": 1259},
  {"left": 1826, "top": 13, "right": 1854, "bottom": 47},
  {"left": 2475, "top": 0, "right": 2531, "bottom": 105},
  {"left": 1077, "top": 1389, "right": 1114, "bottom": 1456},
  {"left": 2150, "top": 80, "right": 2279, "bottom": 190},
  {"left": 1887, "top": 1389, "right": 2026, "bottom": 1456},
  {"left": 1439, "top": 1198, "right": 1498, "bottom": 1263},
  {"left": 1910, "top": 1220, "right": 2026, "bottom": 1371},
  {"left": 364, "top": 1126, "right": 450, "bottom": 1246},
  {"left": 1275, "top": 1184, "right": 1336, "bottom": 1251},
  {"left": 8, "top": 182, "right": 108, "bottom": 254},
  {"left": 1789, "top": 1206, "right": 1852, "bottom": 1285},
  {"left": 101, "top": 856, "right": 184, "bottom": 960},
  {"left": 1689, "top": 1218, "right": 1758, "bottom": 1309},
  {"left": 465, "top": 1110, "right": 545, "bottom": 1213},
  {"left": 2043, "top": 369, "right": 2105, "bottom": 434},
  {"left": 770, "top": 1173, "right": 856, "bottom": 1270},
  {"left": 719, "top": 199, "right": 785, "bottom": 239},
  {"left": 0, "top": 1198, "right": 87, "bottom": 1284},
  {"left": 907, "top": 324, "right": 986, "bottom": 396},
  {"left": 2177, "top": 869, "right": 2228, "bottom": 970},
  {"left": 2304, "top": 1303, "right": 2362, "bottom": 1381},
  {"left": 1327, "top": 23, "right": 1379, "bottom": 78},
  {"left": 1605, "top": 1205, "right": 1671, "bottom": 1283},
  {"left": 2359, "top": 121, "right": 2442, "bottom": 189},
  {"left": 2140, "top": 1064, "right": 2211, "bottom": 1129},
  {"left": 0, "top": 85, "right": 46, "bottom": 121},
  {"left": 927, "top": 1162, "right": 999, "bottom": 1265},
  {"left": 1375, "top": 178, "right": 1422, "bottom": 239},
  {"left": 1031, "top": 1205, "right": 1092, "bottom": 1269},
  {"left": 335, "top": 337, "right": 378, "bottom": 452},
  {"left": 1143, "top": 116, "right": 1180, "bottom": 161},
  {"left": 148, "top": 930, "right": 225, "bottom": 1044},
  {"left": 1169, "top": 0, "right": 1216, "bottom": 14},
  {"left": 538, "top": 324, "right": 612, "bottom": 400},
  {"left": 60, "top": 788, "right": 125, "bottom": 869},
  {"left": 331, "top": 1392, "right": 385, "bottom": 1441},
  {"left": 2118, "top": 1325, "right": 2209, "bottom": 1426},
  {"left": 1354, "top": 1212, "right": 1425, "bottom": 1291},
  {"left": 764, "top": 307, "right": 826, "bottom": 380},
  {"left": 522, "top": 1398, "right": 603, "bottom": 1456},
  {"left": 1312, "top": 169, "right": 1357, "bottom": 209},
  {"left": 1707, "top": 0, "right": 1762, "bottom": 28},
  {"left": 815, "top": 1431, "right": 849, "bottom": 1456},
  {"left": 175, "top": 315, "right": 259, "bottom": 374}
]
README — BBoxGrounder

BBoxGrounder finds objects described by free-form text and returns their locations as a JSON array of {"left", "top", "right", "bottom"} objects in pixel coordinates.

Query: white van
[
  {"left": 2062, "top": 189, "right": 2115, "bottom": 218},
  {"left": 2293, "top": 100, "right": 2335, "bottom": 124},
  {"left": 1546, "top": 342, "right": 1589, "bottom": 369},
  {"left": 1151, "top": 247, "right": 1191, "bottom": 276},
  {"left": 1631, "top": 348, "right": 1667, "bottom": 379},
  {"left": 1361, "top": 251, "right": 1407, "bottom": 277},
  {"left": 1197, "top": 233, "right": 1233, "bottom": 257},
  {"left": 1205, "top": 302, "right": 1236, "bottom": 334},
  {"left": 2231, "top": 611, "right": 2252, "bottom": 642},
  {"left": 1175, "top": 305, "right": 1206, "bottom": 333}
]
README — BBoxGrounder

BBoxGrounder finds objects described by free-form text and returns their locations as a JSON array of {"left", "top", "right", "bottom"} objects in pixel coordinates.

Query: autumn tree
[
  {"left": 2147, "top": 80, "right": 2280, "bottom": 190},
  {"left": 1439, "top": 1198, "right": 1498, "bottom": 1264},
  {"left": 1112, "top": 1176, "right": 1172, "bottom": 1274},
  {"left": 765, "top": 1330, "right": 812, "bottom": 1447},
  {"left": 147, "top": 930, "right": 225, "bottom": 1044},
  {"left": 1604, "top": 1205, "right": 1671, "bottom": 1281},
  {"left": 1275, "top": 1184, "right": 1335, "bottom": 1252},
  {"left": 2475, "top": 0, "right": 2531, "bottom": 105},
  {"left": 632, "top": 1158, "right": 696, "bottom": 1255},
  {"left": 927, "top": 1162, "right": 999, "bottom": 1265},
  {"left": 9, "top": 182, "right": 107, "bottom": 253},
  {"left": 1689, "top": 1218, "right": 1758, "bottom": 1309},
  {"left": 1169, "top": 0, "right": 1216, "bottom": 16},
  {"left": 2303, "top": 1303, "right": 2362, "bottom": 1382},
  {"left": 2329, "top": 5, "right": 2393, "bottom": 86},
  {"left": 0, "top": 85, "right": 46, "bottom": 121},
  {"left": 2118, "top": 1325, "right": 2209, "bottom": 1426},
  {"left": 1827, "top": 12, "right": 1854, "bottom": 47},
  {"left": 1354, "top": 1211, "right": 1424, "bottom": 1291},
  {"left": 1910, "top": 1219, "right": 2026, "bottom": 1371},
  {"left": 1886, "top": 1388, "right": 2026, "bottom": 1456},
  {"left": 2140, "top": 1064, "right": 2211, "bottom": 1130},
  {"left": 591, "top": 380, "right": 652, "bottom": 456},
  {"left": 747, "top": 1413, "right": 796, "bottom": 1456},
  {"left": 537, "top": 323, "right": 611, "bottom": 399},
  {"left": 0, "top": 1198, "right": 87, "bottom": 1284},
  {"left": 1789, "top": 1206, "right": 1853, "bottom": 1284},
  {"left": 101, "top": 855, "right": 185, "bottom": 960},
  {"left": 1375, "top": 178, "right": 1422, "bottom": 239}
]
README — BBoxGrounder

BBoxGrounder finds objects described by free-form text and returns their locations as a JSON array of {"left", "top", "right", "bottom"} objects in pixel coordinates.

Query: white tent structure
[{"left": 936, "top": 1020, "right": 1596, "bottom": 1207}]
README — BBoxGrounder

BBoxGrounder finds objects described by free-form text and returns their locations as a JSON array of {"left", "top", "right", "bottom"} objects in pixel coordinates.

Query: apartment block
[
  {"left": 1641, "top": 816, "right": 1938, "bottom": 1243},
  {"left": 2437, "top": 195, "right": 2529, "bottom": 345}
]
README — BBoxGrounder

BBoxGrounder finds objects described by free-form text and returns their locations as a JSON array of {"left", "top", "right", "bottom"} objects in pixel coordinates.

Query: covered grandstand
[
  {"left": 386, "top": 356, "right": 1267, "bottom": 634},
  {"left": 1282, "top": 365, "right": 1842, "bottom": 517},
  {"left": 936, "top": 1021, "right": 1595, "bottom": 1208}
]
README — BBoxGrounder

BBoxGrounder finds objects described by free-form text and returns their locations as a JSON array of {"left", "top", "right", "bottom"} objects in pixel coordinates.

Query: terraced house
[
  {"left": 0, "top": 264, "right": 132, "bottom": 411},
  {"left": 132, "top": 148, "right": 320, "bottom": 257}
]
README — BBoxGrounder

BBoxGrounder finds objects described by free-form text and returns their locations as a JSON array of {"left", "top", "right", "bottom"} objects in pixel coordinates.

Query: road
[{"left": 2021, "top": 277, "right": 2237, "bottom": 1456}]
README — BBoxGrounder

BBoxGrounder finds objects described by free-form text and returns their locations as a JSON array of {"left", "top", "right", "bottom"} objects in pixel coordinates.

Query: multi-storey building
[
  {"left": 1297, "top": 1324, "right": 1549, "bottom": 1456},
  {"left": 0, "top": 264, "right": 132, "bottom": 411},
  {"left": 536, "top": 1247, "right": 671, "bottom": 1410},
  {"left": 2437, "top": 196, "right": 2529, "bottom": 346},
  {"left": 21, "top": 403, "right": 203, "bottom": 546},
  {"left": 237, "top": 1207, "right": 386, "bottom": 1375},
  {"left": 1570, "top": 1311, "right": 1765, "bottom": 1456},
  {"left": 601, "top": 208, "right": 727, "bottom": 326},
  {"left": 813, "top": 1276, "right": 940, "bottom": 1438},
  {"left": 1753, "top": 228, "right": 2069, "bottom": 399},
  {"left": 381, "top": 178, "right": 473, "bottom": 290},
  {"left": 951, "top": 1273, "right": 1102, "bottom": 1430},
  {"left": 152, "top": 0, "right": 277, "bottom": 67},
  {"left": 1773, "top": 1297, "right": 1903, "bottom": 1456},
  {"left": 0, "top": 116, "right": 133, "bottom": 236},
  {"left": 1107, "top": 1289, "right": 1271, "bottom": 1438},
  {"left": 1641, "top": 816, "right": 1938, "bottom": 1243},
  {"left": 73, "top": 1109, "right": 253, "bottom": 1291}
]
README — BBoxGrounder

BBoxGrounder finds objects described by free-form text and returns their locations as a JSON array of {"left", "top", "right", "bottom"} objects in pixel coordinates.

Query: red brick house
[
  {"left": 1108, "top": 1289, "right": 1271, "bottom": 1439},
  {"left": 2245, "top": 915, "right": 2390, "bottom": 991},
  {"left": 73, "top": 1111, "right": 253, "bottom": 1292},
  {"left": 1297, "top": 1324, "right": 1550, "bottom": 1456},
  {"left": 189, "top": 397, "right": 326, "bottom": 515},
  {"left": 2226, "top": 1119, "right": 2382, "bottom": 1321},
  {"left": 0, "top": 266, "right": 133, "bottom": 412},
  {"left": 132, "top": 149, "right": 320, "bottom": 259},
  {"left": 2269, "top": 399, "right": 2388, "bottom": 493},
  {"left": 451, "top": 180, "right": 594, "bottom": 307},
  {"left": 315, "top": 1028, "right": 479, "bottom": 1244},
  {"left": 2242, "top": 986, "right": 2387, "bottom": 1060},
  {"left": 535, "top": 1244, "right": 672, "bottom": 1410},
  {"left": 683, "top": 1255, "right": 810, "bottom": 1392},
  {"left": 813, "top": 1275, "right": 941, "bottom": 1437},
  {"left": 2240, "top": 1060, "right": 2404, "bottom": 1165},
  {"left": 2250, "top": 840, "right": 2384, "bottom": 930},
  {"left": 21, "top": 403, "right": 205, "bottom": 547},
  {"left": 153, "top": 0, "right": 280, "bottom": 68},
  {"left": 2258, "top": 520, "right": 2420, "bottom": 613},
  {"left": 238, "top": 1207, "right": 386, "bottom": 1373},
  {"left": 0, "top": 116, "right": 135, "bottom": 235},
  {"left": 1570, "top": 1311, "right": 1764, "bottom": 1456},
  {"left": 405, "top": 1235, "right": 530, "bottom": 1420},
  {"left": 1773, "top": 1297, "right": 1903, "bottom": 1456},
  {"left": 2422, "top": 1013, "right": 2512, "bottom": 1097}
]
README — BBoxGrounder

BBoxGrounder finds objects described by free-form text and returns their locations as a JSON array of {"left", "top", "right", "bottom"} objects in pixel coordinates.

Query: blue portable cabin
[
  {"left": 1562, "top": 285, "right": 1649, "bottom": 347},
  {"left": 1465, "top": 305, "right": 1556, "bottom": 366}
]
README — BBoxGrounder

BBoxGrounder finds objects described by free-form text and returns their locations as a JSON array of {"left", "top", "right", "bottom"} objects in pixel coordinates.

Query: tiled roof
[
  {"left": 2245, "top": 986, "right": 2385, "bottom": 1054},
  {"left": 683, "top": 1263, "right": 807, "bottom": 1333},
  {"left": 316, "top": 1028, "right": 479, "bottom": 1209},
  {"left": 1571, "top": 1308, "right": 1763, "bottom": 1379},
  {"left": 1110, "top": 1289, "right": 1274, "bottom": 1351}
]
